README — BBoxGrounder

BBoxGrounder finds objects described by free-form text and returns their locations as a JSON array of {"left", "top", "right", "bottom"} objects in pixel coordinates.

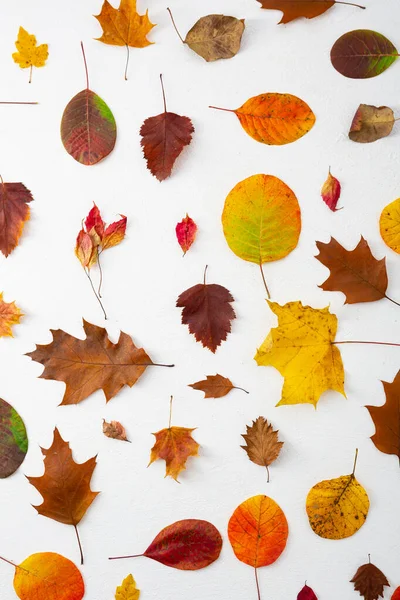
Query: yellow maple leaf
[
  {"left": 115, "top": 574, "right": 140, "bottom": 600},
  {"left": 12, "top": 27, "right": 48, "bottom": 83},
  {"left": 254, "top": 300, "right": 345, "bottom": 408},
  {"left": 0, "top": 292, "right": 23, "bottom": 337}
]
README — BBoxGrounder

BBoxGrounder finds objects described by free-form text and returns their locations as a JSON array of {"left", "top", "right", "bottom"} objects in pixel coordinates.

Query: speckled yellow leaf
[
  {"left": 380, "top": 198, "right": 400, "bottom": 254},
  {"left": 306, "top": 457, "right": 369, "bottom": 540},
  {"left": 115, "top": 574, "right": 140, "bottom": 600},
  {"left": 222, "top": 174, "right": 301, "bottom": 264},
  {"left": 254, "top": 301, "right": 345, "bottom": 408},
  {"left": 12, "top": 27, "right": 48, "bottom": 81},
  {"left": 0, "top": 293, "right": 23, "bottom": 338}
]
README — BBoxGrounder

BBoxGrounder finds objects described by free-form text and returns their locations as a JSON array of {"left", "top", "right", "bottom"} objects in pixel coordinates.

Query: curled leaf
[
  {"left": 176, "top": 214, "right": 197, "bottom": 255},
  {"left": 349, "top": 104, "right": 395, "bottom": 143},
  {"left": 321, "top": 168, "right": 341, "bottom": 211},
  {"left": 103, "top": 419, "right": 130, "bottom": 442}
]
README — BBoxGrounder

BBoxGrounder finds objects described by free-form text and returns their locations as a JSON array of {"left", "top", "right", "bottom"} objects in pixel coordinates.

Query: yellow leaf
[
  {"left": 254, "top": 301, "right": 345, "bottom": 408},
  {"left": 12, "top": 27, "right": 48, "bottom": 81},
  {"left": 95, "top": 0, "right": 155, "bottom": 48},
  {"left": 115, "top": 574, "right": 140, "bottom": 600},
  {"left": 0, "top": 292, "right": 23, "bottom": 337},
  {"left": 306, "top": 453, "right": 370, "bottom": 539},
  {"left": 379, "top": 197, "right": 400, "bottom": 254}
]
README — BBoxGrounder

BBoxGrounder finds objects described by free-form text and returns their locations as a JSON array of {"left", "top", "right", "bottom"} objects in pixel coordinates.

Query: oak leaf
[
  {"left": 189, "top": 374, "right": 247, "bottom": 398},
  {"left": 254, "top": 301, "right": 345, "bottom": 407},
  {"left": 26, "top": 319, "right": 162, "bottom": 406},
  {"left": 12, "top": 27, "right": 48, "bottom": 83},
  {"left": 140, "top": 76, "right": 194, "bottom": 181},
  {"left": 257, "top": 0, "right": 364, "bottom": 23},
  {"left": 0, "top": 293, "right": 23, "bottom": 337},
  {"left": 115, "top": 574, "right": 140, "bottom": 600},
  {"left": 241, "top": 417, "right": 283, "bottom": 482},
  {"left": 380, "top": 198, "right": 400, "bottom": 254},
  {"left": 0, "top": 397, "right": 28, "bottom": 478},
  {"left": 349, "top": 104, "right": 395, "bottom": 143},
  {"left": 103, "top": 419, "right": 130, "bottom": 442},
  {"left": 331, "top": 30, "right": 398, "bottom": 79},
  {"left": 176, "top": 268, "right": 235, "bottom": 352},
  {"left": 366, "top": 370, "right": 400, "bottom": 460},
  {"left": 176, "top": 214, "right": 197, "bottom": 255},
  {"left": 351, "top": 562, "right": 389, "bottom": 600},
  {"left": 321, "top": 168, "right": 341, "bottom": 211},
  {"left": 27, "top": 428, "right": 99, "bottom": 564},
  {"left": 315, "top": 237, "right": 388, "bottom": 304},
  {"left": 0, "top": 180, "right": 33, "bottom": 257},
  {"left": 298, "top": 584, "right": 318, "bottom": 599}
]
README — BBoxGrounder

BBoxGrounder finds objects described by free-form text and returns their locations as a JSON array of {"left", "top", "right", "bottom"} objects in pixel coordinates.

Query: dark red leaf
[{"left": 298, "top": 584, "right": 318, "bottom": 600}]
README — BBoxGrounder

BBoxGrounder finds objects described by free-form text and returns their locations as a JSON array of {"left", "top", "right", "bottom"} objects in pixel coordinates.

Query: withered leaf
[
  {"left": 351, "top": 562, "right": 389, "bottom": 600},
  {"left": 349, "top": 104, "right": 395, "bottom": 143},
  {"left": 241, "top": 417, "right": 283, "bottom": 482},
  {"left": 176, "top": 269, "right": 235, "bottom": 353},
  {"left": 0, "top": 181, "right": 33, "bottom": 257},
  {"left": 257, "top": 0, "right": 364, "bottom": 23},
  {"left": 189, "top": 374, "right": 247, "bottom": 398},
  {"left": 366, "top": 370, "right": 400, "bottom": 460},
  {"left": 103, "top": 419, "right": 130, "bottom": 442},
  {"left": 315, "top": 237, "right": 388, "bottom": 304},
  {"left": 26, "top": 319, "right": 171, "bottom": 406}
]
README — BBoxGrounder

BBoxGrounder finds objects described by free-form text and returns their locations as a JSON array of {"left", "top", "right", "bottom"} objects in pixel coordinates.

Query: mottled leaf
[
  {"left": 349, "top": 104, "right": 395, "bottom": 143},
  {"left": 331, "top": 30, "right": 398, "bottom": 79},
  {"left": 0, "top": 180, "right": 33, "bottom": 257},
  {"left": 0, "top": 398, "right": 28, "bottom": 478}
]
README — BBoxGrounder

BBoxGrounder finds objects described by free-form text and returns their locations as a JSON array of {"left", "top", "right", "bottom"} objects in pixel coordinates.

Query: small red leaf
[
  {"left": 85, "top": 203, "right": 105, "bottom": 240},
  {"left": 176, "top": 214, "right": 197, "bottom": 255},
  {"left": 298, "top": 584, "right": 318, "bottom": 600},
  {"left": 75, "top": 230, "right": 97, "bottom": 268},
  {"left": 321, "top": 168, "right": 341, "bottom": 211},
  {"left": 392, "top": 587, "right": 400, "bottom": 600},
  {"left": 102, "top": 216, "right": 127, "bottom": 250}
]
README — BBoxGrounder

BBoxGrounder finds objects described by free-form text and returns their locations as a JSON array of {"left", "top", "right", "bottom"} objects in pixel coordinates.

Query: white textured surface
[{"left": 0, "top": 0, "right": 399, "bottom": 598}]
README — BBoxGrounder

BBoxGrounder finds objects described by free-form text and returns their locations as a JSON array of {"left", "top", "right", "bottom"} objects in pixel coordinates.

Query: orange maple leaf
[{"left": 0, "top": 292, "right": 23, "bottom": 337}]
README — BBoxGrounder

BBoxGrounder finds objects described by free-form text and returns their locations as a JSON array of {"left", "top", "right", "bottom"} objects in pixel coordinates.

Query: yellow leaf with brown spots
[{"left": 0, "top": 293, "right": 23, "bottom": 337}]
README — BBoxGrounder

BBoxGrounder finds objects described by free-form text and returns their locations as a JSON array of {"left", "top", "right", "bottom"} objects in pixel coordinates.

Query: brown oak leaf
[
  {"left": 27, "top": 428, "right": 99, "bottom": 564},
  {"left": 0, "top": 180, "right": 33, "bottom": 257},
  {"left": 241, "top": 416, "right": 283, "bottom": 482},
  {"left": 366, "top": 370, "right": 400, "bottom": 460},
  {"left": 351, "top": 562, "right": 389, "bottom": 600},
  {"left": 26, "top": 320, "right": 169, "bottom": 406},
  {"left": 315, "top": 237, "right": 388, "bottom": 304},
  {"left": 189, "top": 374, "right": 248, "bottom": 398},
  {"left": 176, "top": 268, "right": 235, "bottom": 353},
  {"left": 103, "top": 419, "right": 130, "bottom": 442},
  {"left": 140, "top": 75, "right": 194, "bottom": 181}
]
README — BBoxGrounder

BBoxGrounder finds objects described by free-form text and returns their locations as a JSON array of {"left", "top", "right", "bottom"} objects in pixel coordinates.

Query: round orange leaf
[{"left": 228, "top": 495, "right": 288, "bottom": 567}]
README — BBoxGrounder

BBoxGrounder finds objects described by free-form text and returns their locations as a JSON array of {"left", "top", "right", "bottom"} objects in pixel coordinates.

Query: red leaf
[
  {"left": 298, "top": 584, "right": 318, "bottom": 600},
  {"left": 143, "top": 519, "right": 222, "bottom": 570},
  {"left": 321, "top": 168, "right": 341, "bottom": 211},
  {"left": 75, "top": 230, "right": 97, "bottom": 268},
  {"left": 85, "top": 203, "right": 105, "bottom": 240},
  {"left": 392, "top": 588, "right": 400, "bottom": 600},
  {"left": 102, "top": 216, "right": 127, "bottom": 250},
  {"left": 176, "top": 214, "right": 197, "bottom": 255},
  {"left": 0, "top": 181, "right": 33, "bottom": 257}
]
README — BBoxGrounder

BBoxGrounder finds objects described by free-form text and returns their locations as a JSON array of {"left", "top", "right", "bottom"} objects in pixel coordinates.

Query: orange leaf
[
  {"left": 0, "top": 292, "right": 23, "bottom": 337},
  {"left": 95, "top": 0, "right": 155, "bottom": 48},
  {"left": 149, "top": 426, "right": 199, "bottom": 482},
  {"left": 228, "top": 495, "right": 288, "bottom": 567},
  {"left": 0, "top": 180, "right": 33, "bottom": 257},
  {"left": 189, "top": 374, "right": 240, "bottom": 398}
]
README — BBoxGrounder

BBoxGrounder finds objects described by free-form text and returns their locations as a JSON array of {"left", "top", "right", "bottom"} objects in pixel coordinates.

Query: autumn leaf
[
  {"left": 0, "top": 398, "right": 28, "bottom": 478},
  {"left": 176, "top": 266, "right": 235, "bottom": 352},
  {"left": 255, "top": 300, "right": 345, "bottom": 407},
  {"left": 351, "top": 561, "right": 389, "bottom": 600},
  {"left": 115, "top": 574, "right": 140, "bottom": 600},
  {"left": 222, "top": 174, "right": 301, "bottom": 296},
  {"left": 167, "top": 9, "right": 245, "bottom": 62},
  {"left": 306, "top": 450, "right": 369, "bottom": 540},
  {"left": 298, "top": 584, "right": 318, "bottom": 599},
  {"left": 257, "top": 0, "right": 365, "bottom": 23},
  {"left": 380, "top": 198, "right": 400, "bottom": 254},
  {"left": 0, "top": 293, "right": 23, "bottom": 337},
  {"left": 12, "top": 27, "right": 48, "bottom": 83},
  {"left": 331, "top": 30, "right": 398, "bottom": 79},
  {"left": 109, "top": 519, "right": 222, "bottom": 570},
  {"left": 148, "top": 396, "right": 199, "bottom": 481},
  {"left": 349, "top": 104, "right": 395, "bottom": 143},
  {"left": 321, "top": 168, "right": 341, "bottom": 211},
  {"left": 176, "top": 214, "right": 197, "bottom": 255},
  {"left": 27, "top": 428, "right": 99, "bottom": 564},
  {"left": 392, "top": 587, "right": 400, "bottom": 600},
  {"left": 0, "top": 179, "right": 33, "bottom": 257},
  {"left": 103, "top": 419, "right": 130, "bottom": 442},
  {"left": 95, "top": 0, "right": 155, "bottom": 79},
  {"left": 210, "top": 93, "right": 315, "bottom": 145},
  {"left": 75, "top": 230, "right": 98, "bottom": 269},
  {"left": 140, "top": 75, "right": 194, "bottom": 181},
  {"left": 9, "top": 552, "right": 85, "bottom": 600},
  {"left": 315, "top": 237, "right": 389, "bottom": 304},
  {"left": 61, "top": 43, "right": 116, "bottom": 165},
  {"left": 26, "top": 319, "right": 172, "bottom": 406},
  {"left": 366, "top": 371, "right": 400, "bottom": 461},
  {"left": 189, "top": 374, "right": 248, "bottom": 398},
  {"left": 241, "top": 417, "right": 283, "bottom": 482}
]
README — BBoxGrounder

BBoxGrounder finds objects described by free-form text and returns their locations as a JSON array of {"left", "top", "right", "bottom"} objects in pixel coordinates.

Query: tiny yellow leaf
[
  {"left": 115, "top": 574, "right": 140, "bottom": 600},
  {"left": 12, "top": 27, "right": 48, "bottom": 81}
]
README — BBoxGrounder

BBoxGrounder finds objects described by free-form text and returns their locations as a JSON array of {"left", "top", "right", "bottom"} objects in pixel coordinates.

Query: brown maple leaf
[
  {"left": 366, "top": 371, "right": 400, "bottom": 460},
  {"left": 103, "top": 419, "right": 130, "bottom": 442},
  {"left": 0, "top": 292, "right": 23, "bottom": 337},
  {"left": 140, "top": 75, "right": 194, "bottom": 181},
  {"left": 189, "top": 374, "right": 248, "bottom": 398},
  {"left": 176, "top": 267, "right": 235, "bottom": 353},
  {"left": 26, "top": 320, "right": 173, "bottom": 406},
  {"left": 0, "top": 180, "right": 33, "bottom": 257},
  {"left": 27, "top": 428, "right": 99, "bottom": 564},
  {"left": 257, "top": 0, "right": 364, "bottom": 24},
  {"left": 351, "top": 561, "right": 389, "bottom": 600},
  {"left": 315, "top": 237, "right": 388, "bottom": 304},
  {"left": 241, "top": 417, "right": 283, "bottom": 482}
]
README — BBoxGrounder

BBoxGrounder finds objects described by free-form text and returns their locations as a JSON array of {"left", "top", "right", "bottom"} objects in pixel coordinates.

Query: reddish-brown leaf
[
  {"left": 351, "top": 562, "right": 389, "bottom": 600},
  {"left": 366, "top": 370, "right": 400, "bottom": 460},
  {"left": 315, "top": 237, "right": 388, "bottom": 304},
  {"left": 257, "top": 0, "right": 364, "bottom": 23},
  {"left": 103, "top": 419, "right": 130, "bottom": 442},
  {"left": 0, "top": 181, "right": 33, "bottom": 257},
  {"left": 176, "top": 214, "right": 197, "bottom": 255},
  {"left": 298, "top": 584, "right": 318, "bottom": 599},
  {"left": 176, "top": 271, "right": 235, "bottom": 352},
  {"left": 241, "top": 417, "right": 283, "bottom": 482},
  {"left": 189, "top": 374, "right": 241, "bottom": 398}
]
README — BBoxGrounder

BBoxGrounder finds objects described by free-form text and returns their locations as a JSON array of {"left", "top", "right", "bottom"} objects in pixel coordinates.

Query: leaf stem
[
  {"left": 255, "top": 567, "right": 261, "bottom": 600},
  {"left": 109, "top": 554, "right": 143, "bottom": 560},
  {"left": 209, "top": 105, "right": 234, "bottom": 113},
  {"left": 74, "top": 524, "right": 84, "bottom": 565},
  {"left": 204, "top": 264, "right": 208, "bottom": 285},
  {"left": 0, "top": 556, "right": 17, "bottom": 568},
  {"left": 80, "top": 41, "right": 89, "bottom": 90},
  {"left": 97, "top": 251, "right": 104, "bottom": 298},
  {"left": 333, "top": 1, "right": 365, "bottom": 7},
  {"left": 259, "top": 263, "right": 270, "bottom": 299},
  {"left": 29, "top": 65, "right": 33, "bottom": 84},
  {"left": 352, "top": 448, "right": 359, "bottom": 476},
  {"left": 124, "top": 44, "right": 130, "bottom": 81},
  {"left": 233, "top": 386, "right": 249, "bottom": 394},
  {"left": 333, "top": 340, "right": 400, "bottom": 347},
  {"left": 166, "top": 7, "right": 185, "bottom": 44},
  {"left": 384, "top": 294, "right": 400, "bottom": 307},
  {"left": 266, "top": 465, "right": 270, "bottom": 484},
  {"left": 0, "top": 101, "right": 38, "bottom": 104},
  {"left": 84, "top": 268, "right": 107, "bottom": 320},
  {"left": 146, "top": 362, "right": 175, "bottom": 368},
  {"left": 169, "top": 395, "right": 173, "bottom": 428},
  {"left": 160, "top": 73, "right": 167, "bottom": 113}
]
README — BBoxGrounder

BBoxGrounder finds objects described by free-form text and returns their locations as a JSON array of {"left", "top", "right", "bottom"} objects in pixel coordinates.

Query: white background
[{"left": 0, "top": 0, "right": 399, "bottom": 598}]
